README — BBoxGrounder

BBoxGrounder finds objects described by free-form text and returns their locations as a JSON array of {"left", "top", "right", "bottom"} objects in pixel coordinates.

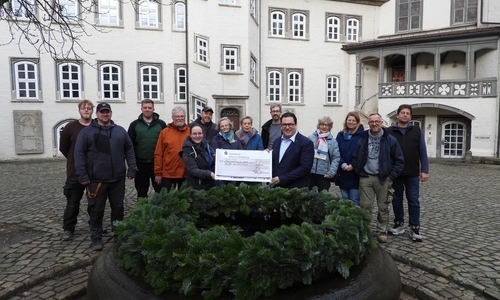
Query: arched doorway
[{"left": 221, "top": 108, "right": 240, "bottom": 131}]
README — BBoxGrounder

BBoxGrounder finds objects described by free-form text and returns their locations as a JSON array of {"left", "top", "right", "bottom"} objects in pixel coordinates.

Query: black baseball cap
[
  {"left": 202, "top": 106, "right": 213, "bottom": 113},
  {"left": 96, "top": 103, "right": 112, "bottom": 112}
]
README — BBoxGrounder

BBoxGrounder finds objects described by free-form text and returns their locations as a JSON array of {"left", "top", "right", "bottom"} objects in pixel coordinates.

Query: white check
[{"left": 215, "top": 149, "right": 272, "bottom": 182}]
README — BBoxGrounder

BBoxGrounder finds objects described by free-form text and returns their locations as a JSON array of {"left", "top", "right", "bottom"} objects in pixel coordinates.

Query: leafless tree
[{"left": 0, "top": 0, "right": 156, "bottom": 61}]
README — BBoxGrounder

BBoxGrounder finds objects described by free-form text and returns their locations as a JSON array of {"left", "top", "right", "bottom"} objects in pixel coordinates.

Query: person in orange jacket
[{"left": 154, "top": 106, "right": 190, "bottom": 192}]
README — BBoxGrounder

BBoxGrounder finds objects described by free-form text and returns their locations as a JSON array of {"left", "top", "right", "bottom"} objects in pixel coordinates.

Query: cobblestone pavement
[{"left": 0, "top": 159, "right": 499, "bottom": 300}]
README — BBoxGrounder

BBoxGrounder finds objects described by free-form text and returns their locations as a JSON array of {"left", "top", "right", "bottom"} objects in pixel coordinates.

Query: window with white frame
[
  {"left": 100, "top": 63, "right": 122, "bottom": 100},
  {"left": 195, "top": 35, "right": 209, "bottom": 65},
  {"left": 250, "top": 55, "right": 257, "bottom": 83},
  {"left": 139, "top": 64, "right": 160, "bottom": 101},
  {"left": 250, "top": 0, "right": 256, "bottom": 19},
  {"left": 397, "top": 0, "right": 422, "bottom": 32},
  {"left": 174, "top": 2, "right": 185, "bottom": 30},
  {"left": 193, "top": 96, "right": 207, "bottom": 118},
  {"left": 13, "top": 60, "right": 39, "bottom": 100},
  {"left": 98, "top": 0, "right": 119, "bottom": 25},
  {"left": 222, "top": 46, "right": 239, "bottom": 72},
  {"left": 58, "top": 62, "right": 82, "bottom": 100},
  {"left": 175, "top": 66, "right": 186, "bottom": 102},
  {"left": 292, "top": 12, "right": 306, "bottom": 39},
  {"left": 268, "top": 70, "right": 282, "bottom": 102},
  {"left": 326, "top": 16, "right": 340, "bottom": 41},
  {"left": 346, "top": 18, "right": 359, "bottom": 42},
  {"left": 11, "top": 0, "right": 35, "bottom": 19},
  {"left": 452, "top": 0, "right": 477, "bottom": 24},
  {"left": 288, "top": 71, "right": 301, "bottom": 102},
  {"left": 138, "top": 0, "right": 158, "bottom": 28},
  {"left": 270, "top": 11, "right": 285, "bottom": 37},
  {"left": 326, "top": 75, "right": 339, "bottom": 104},
  {"left": 270, "top": 8, "right": 309, "bottom": 40},
  {"left": 56, "top": 0, "right": 78, "bottom": 21}
]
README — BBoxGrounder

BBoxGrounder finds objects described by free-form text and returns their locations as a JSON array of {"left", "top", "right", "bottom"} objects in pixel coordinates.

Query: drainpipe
[{"left": 185, "top": 0, "right": 190, "bottom": 122}]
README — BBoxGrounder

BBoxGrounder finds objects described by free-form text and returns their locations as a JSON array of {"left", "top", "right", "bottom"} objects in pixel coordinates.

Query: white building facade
[{"left": 0, "top": 0, "right": 499, "bottom": 160}]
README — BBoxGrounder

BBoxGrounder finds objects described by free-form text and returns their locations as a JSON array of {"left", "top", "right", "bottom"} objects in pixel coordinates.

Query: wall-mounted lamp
[
  {"left": 427, "top": 124, "right": 432, "bottom": 129},
  {"left": 424, "top": 63, "right": 429, "bottom": 69},
  {"left": 452, "top": 61, "right": 457, "bottom": 68}
]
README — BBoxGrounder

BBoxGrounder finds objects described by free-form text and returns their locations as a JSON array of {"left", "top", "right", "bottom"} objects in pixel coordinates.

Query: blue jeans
[
  {"left": 392, "top": 175, "right": 420, "bottom": 226},
  {"left": 340, "top": 188, "right": 360, "bottom": 206}
]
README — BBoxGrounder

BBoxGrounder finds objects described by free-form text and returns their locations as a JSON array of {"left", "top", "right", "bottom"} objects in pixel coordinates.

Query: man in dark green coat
[{"left": 128, "top": 99, "right": 166, "bottom": 199}]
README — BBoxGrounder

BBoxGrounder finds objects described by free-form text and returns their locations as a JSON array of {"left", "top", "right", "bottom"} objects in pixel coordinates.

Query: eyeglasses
[
  {"left": 271, "top": 110, "right": 281, "bottom": 113},
  {"left": 80, "top": 107, "right": 93, "bottom": 111},
  {"left": 281, "top": 123, "right": 296, "bottom": 128},
  {"left": 368, "top": 121, "right": 382, "bottom": 124},
  {"left": 173, "top": 115, "right": 185, "bottom": 119},
  {"left": 319, "top": 123, "right": 329, "bottom": 127}
]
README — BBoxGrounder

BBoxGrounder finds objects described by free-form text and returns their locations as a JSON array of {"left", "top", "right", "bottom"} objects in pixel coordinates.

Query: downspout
[
  {"left": 258, "top": 0, "right": 262, "bottom": 127},
  {"left": 185, "top": 0, "right": 190, "bottom": 122}
]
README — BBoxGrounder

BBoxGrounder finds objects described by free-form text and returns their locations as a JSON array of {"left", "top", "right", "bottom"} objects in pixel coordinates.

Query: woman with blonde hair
[
  {"left": 308, "top": 116, "right": 340, "bottom": 192},
  {"left": 335, "top": 111, "right": 364, "bottom": 205}
]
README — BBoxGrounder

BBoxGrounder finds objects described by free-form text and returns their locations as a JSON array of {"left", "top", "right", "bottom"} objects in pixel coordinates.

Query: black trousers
[
  {"left": 160, "top": 178, "right": 185, "bottom": 193},
  {"left": 62, "top": 180, "right": 88, "bottom": 232},
  {"left": 87, "top": 179, "right": 125, "bottom": 241},
  {"left": 309, "top": 173, "right": 331, "bottom": 192},
  {"left": 135, "top": 162, "right": 161, "bottom": 198}
]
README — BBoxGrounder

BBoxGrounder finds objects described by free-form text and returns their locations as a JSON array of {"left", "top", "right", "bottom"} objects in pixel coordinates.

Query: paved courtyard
[{"left": 0, "top": 159, "right": 499, "bottom": 299}]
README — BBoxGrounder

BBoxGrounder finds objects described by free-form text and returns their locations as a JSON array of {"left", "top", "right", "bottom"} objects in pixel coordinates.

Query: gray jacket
[{"left": 308, "top": 131, "right": 340, "bottom": 178}]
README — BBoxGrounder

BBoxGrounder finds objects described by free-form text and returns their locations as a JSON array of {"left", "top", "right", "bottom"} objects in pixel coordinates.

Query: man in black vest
[{"left": 386, "top": 104, "right": 429, "bottom": 242}]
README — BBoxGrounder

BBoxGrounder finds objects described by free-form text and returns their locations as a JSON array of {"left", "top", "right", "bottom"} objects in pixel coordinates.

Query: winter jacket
[
  {"left": 261, "top": 119, "right": 273, "bottom": 149},
  {"left": 189, "top": 117, "right": 218, "bottom": 146},
  {"left": 352, "top": 129, "right": 405, "bottom": 185},
  {"left": 60, "top": 120, "right": 87, "bottom": 181},
  {"left": 335, "top": 125, "right": 365, "bottom": 189},
  {"left": 308, "top": 131, "right": 340, "bottom": 178},
  {"left": 211, "top": 132, "right": 244, "bottom": 150},
  {"left": 235, "top": 128, "right": 264, "bottom": 150},
  {"left": 154, "top": 123, "right": 190, "bottom": 178},
  {"left": 74, "top": 119, "right": 136, "bottom": 183},
  {"left": 128, "top": 113, "right": 166, "bottom": 163},
  {"left": 180, "top": 137, "right": 215, "bottom": 191},
  {"left": 386, "top": 123, "right": 429, "bottom": 177}
]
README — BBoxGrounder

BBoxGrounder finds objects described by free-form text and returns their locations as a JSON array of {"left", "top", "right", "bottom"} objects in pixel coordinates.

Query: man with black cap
[
  {"left": 74, "top": 102, "right": 136, "bottom": 251},
  {"left": 189, "top": 106, "right": 217, "bottom": 145}
]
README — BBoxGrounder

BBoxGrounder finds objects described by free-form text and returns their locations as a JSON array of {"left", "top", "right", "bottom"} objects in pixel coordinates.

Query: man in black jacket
[
  {"left": 128, "top": 99, "right": 166, "bottom": 199},
  {"left": 261, "top": 103, "right": 282, "bottom": 150},
  {"left": 189, "top": 106, "right": 217, "bottom": 146}
]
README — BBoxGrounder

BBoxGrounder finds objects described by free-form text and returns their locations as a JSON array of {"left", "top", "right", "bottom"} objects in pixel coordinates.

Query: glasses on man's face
[
  {"left": 368, "top": 121, "right": 381, "bottom": 124},
  {"left": 80, "top": 107, "right": 93, "bottom": 111},
  {"left": 173, "top": 115, "right": 185, "bottom": 119},
  {"left": 281, "top": 123, "right": 296, "bottom": 128}
]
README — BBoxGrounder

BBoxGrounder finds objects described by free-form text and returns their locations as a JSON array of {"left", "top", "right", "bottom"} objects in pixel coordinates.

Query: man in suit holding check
[{"left": 271, "top": 112, "right": 314, "bottom": 189}]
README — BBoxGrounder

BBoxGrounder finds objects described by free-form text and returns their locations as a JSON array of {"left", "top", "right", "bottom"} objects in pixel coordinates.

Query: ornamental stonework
[{"left": 13, "top": 110, "right": 44, "bottom": 154}]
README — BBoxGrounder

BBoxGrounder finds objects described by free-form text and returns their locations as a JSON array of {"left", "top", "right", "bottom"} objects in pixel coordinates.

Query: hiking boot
[
  {"left": 409, "top": 225, "right": 423, "bottom": 242},
  {"left": 377, "top": 233, "right": 388, "bottom": 243},
  {"left": 62, "top": 230, "right": 73, "bottom": 241},
  {"left": 388, "top": 221, "right": 405, "bottom": 236},
  {"left": 91, "top": 239, "right": 103, "bottom": 251}
]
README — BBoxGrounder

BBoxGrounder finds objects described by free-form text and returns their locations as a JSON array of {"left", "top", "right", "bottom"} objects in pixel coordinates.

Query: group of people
[{"left": 59, "top": 100, "right": 428, "bottom": 251}]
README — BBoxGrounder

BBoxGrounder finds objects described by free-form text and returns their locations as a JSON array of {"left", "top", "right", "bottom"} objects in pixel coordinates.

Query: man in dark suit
[{"left": 271, "top": 112, "right": 314, "bottom": 189}]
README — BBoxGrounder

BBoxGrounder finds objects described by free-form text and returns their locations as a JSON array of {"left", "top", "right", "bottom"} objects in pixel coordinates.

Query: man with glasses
[
  {"left": 74, "top": 102, "right": 137, "bottom": 251},
  {"left": 154, "top": 106, "right": 190, "bottom": 192},
  {"left": 59, "top": 100, "right": 94, "bottom": 241},
  {"left": 352, "top": 113, "right": 404, "bottom": 243},
  {"left": 189, "top": 106, "right": 217, "bottom": 146},
  {"left": 261, "top": 103, "right": 282, "bottom": 150},
  {"left": 270, "top": 112, "right": 314, "bottom": 189}
]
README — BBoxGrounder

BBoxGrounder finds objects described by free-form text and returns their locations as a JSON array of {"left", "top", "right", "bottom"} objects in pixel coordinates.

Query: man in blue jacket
[
  {"left": 271, "top": 112, "right": 314, "bottom": 189},
  {"left": 74, "top": 102, "right": 136, "bottom": 251},
  {"left": 352, "top": 113, "right": 404, "bottom": 243}
]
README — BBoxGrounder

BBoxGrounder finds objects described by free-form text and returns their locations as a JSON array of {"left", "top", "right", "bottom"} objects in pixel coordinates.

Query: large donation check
[{"left": 215, "top": 149, "right": 272, "bottom": 182}]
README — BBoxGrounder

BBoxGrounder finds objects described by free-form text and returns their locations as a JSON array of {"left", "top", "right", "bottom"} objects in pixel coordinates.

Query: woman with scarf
[
  {"left": 335, "top": 111, "right": 365, "bottom": 205},
  {"left": 181, "top": 124, "right": 215, "bottom": 191},
  {"left": 235, "top": 116, "right": 264, "bottom": 151},
  {"left": 308, "top": 117, "right": 340, "bottom": 192},
  {"left": 212, "top": 117, "right": 243, "bottom": 186}
]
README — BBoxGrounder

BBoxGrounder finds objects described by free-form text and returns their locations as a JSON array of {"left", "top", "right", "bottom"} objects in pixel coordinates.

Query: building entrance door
[{"left": 441, "top": 121, "right": 466, "bottom": 158}]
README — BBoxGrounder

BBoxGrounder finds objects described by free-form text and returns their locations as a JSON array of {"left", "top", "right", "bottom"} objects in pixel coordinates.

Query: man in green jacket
[{"left": 128, "top": 99, "right": 166, "bottom": 199}]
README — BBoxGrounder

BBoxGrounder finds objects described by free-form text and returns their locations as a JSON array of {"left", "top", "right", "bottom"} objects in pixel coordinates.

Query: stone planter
[{"left": 87, "top": 243, "right": 401, "bottom": 300}]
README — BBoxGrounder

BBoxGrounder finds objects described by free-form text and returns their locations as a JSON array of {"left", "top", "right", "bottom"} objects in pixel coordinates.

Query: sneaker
[
  {"left": 91, "top": 239, "right": 103, "bottom": 251},
  {"left": 62, "top": 230, "right": 73, "bottom": 241},
  {"left": 409, "top": 225, "right": 423, "bottom": 242},
  {"left": 377, "top": 233, "right": 388, "bottom": 243},
  {"left": 388, "top": 221, "right": 405, "bottom": 236}
]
